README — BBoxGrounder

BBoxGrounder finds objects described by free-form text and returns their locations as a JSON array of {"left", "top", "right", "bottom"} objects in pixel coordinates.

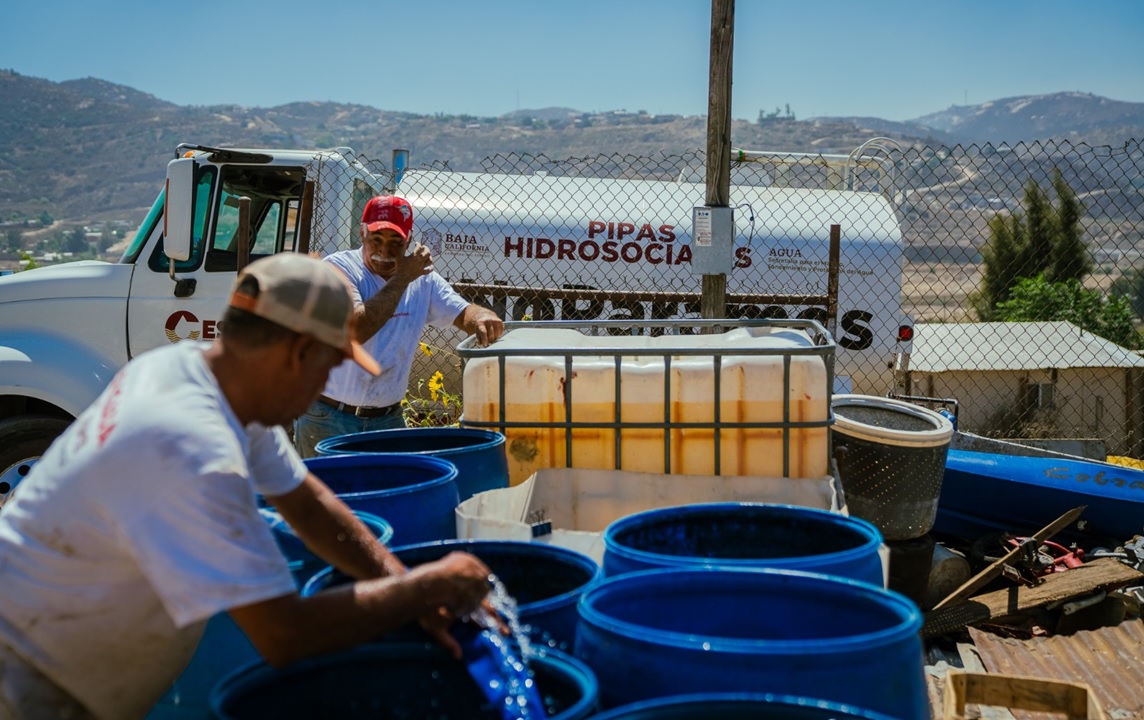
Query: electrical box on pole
[{"left": 690, "top": 206, "right": 735, "bottom": 276}]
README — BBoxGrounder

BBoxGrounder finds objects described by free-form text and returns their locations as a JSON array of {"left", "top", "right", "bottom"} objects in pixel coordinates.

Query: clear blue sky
[{"left": 3, "top": 0, "right": 1142, "bottom": 122}]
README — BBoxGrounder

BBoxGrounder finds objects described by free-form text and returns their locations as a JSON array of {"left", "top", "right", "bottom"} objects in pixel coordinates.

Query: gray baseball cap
[{"left": 227, "top": 253, "right": 380, "bottom": 376}]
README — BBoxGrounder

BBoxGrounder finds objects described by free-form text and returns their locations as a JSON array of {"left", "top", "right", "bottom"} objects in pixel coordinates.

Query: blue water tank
[
  {"left": 304, "top": 453, "right": 460, "bottom": 544},
  {"left": 603, "top": 503, "right": 884, "bottom": 586},
  {"left": 575, "top": 568, "right": 926, "bottom": 719},
  {"left": 315, "top": 427, "right": 509, "bottom": 501}
]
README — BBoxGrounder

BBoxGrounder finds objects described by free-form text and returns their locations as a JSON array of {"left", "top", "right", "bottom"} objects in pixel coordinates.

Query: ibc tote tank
[{"left": 460, "top": 321, "right": 833, "bottom": 485}]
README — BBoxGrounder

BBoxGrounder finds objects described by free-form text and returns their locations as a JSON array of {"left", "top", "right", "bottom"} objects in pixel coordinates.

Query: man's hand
[
  {"left": 459, "top": 305, "right": 505, "bottom": 347},
  {"left": 408, "top": 552, "right": 494, "bottom": 659},
  {"left": 393, "top": 243, "right": 434, "bottom": 283},
  {"left": 356, "top": 243, "right": 436, "bottom": 342}
]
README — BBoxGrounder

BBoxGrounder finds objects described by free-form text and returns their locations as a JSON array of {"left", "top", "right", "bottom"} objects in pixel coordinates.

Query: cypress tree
[
  {"left": 975, "top": 169, "right": 1089, "bottom": 320},
  {"left": 1048, "top": 168, "right": 1091, "bottom": 282},
  {"left": 975, "top": 214, "right": 1025, "bottom": 320}
]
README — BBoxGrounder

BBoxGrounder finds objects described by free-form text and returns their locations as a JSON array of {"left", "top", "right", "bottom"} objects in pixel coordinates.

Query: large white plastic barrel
[{"left": 462, "top": 326, "right": 830, "bottom": 485}]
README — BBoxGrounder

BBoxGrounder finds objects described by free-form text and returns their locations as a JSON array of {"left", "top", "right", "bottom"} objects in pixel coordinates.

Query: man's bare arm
[
  {"left": 229, "top": 551, "right": 492, "bottom": 665},
  {"left": 353, "top": 244, "right": 434, "bottom": 341},
  {"left": 268, "top": 473, "right": 405, "bottom": 580}
]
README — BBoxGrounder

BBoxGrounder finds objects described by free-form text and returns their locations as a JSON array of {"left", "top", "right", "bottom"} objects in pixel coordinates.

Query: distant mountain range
[
  {"left": 830, "top": 91, "right": 1144, "bottom": 146},
  {"left": 1, "top": 69, "right": 1142, "bottom": 224}
]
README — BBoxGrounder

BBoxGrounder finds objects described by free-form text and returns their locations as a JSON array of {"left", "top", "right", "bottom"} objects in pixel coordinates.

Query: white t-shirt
[
  {"left": 0, "top": 341, "right": 306, "bottom": 719},
  {"left": 323, "top": 249, "right": 469, "bottom": 407}
]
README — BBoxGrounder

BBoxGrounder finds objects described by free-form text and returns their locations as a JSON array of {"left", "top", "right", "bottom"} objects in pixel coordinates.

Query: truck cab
[{"left": 0, "top": 145, "right": 382, "bottom": 504}]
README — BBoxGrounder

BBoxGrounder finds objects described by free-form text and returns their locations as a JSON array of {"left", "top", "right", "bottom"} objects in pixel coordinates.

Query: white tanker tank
[{"left": 396, "top": 168, "right": 912, "bottom": 395}]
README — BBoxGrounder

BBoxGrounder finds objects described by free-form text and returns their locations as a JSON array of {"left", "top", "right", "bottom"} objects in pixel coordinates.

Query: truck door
[{"left": 126, "top": 163, "right": 305, "bottom": 358}]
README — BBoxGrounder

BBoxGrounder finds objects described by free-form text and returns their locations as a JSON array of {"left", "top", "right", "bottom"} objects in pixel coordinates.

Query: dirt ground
[
  {"left": 903, "top": 260, "right": 1127, "bottom": 325},
  {"left": 903, "top": 262, "right": 981, "bottom": 323}
]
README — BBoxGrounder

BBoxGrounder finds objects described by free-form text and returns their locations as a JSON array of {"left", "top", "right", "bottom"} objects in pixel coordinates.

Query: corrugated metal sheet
[
  {"left": 909, "top": 321, "right": 1144, "bottom": 373},
  {"left": 968, "top": 620, "right": 1144, "bottom": 719}
]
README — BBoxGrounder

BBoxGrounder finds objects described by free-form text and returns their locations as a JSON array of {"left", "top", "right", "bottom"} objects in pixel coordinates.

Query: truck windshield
[
  {"left": 118, "top": 190, "right": 164, "bottom": 264},
  {"left": 129, "top": 163, "right": 305, "bottom": 272},
  {"left": 202, "top": 165, "right": 305, "bottom": 271}
]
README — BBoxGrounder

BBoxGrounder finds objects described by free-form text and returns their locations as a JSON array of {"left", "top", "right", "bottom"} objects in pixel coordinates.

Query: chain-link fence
[
  {"left": 893, "top": 140, "right": 1144, "bottom": 458},
  {"left": 311, "top": 138, "right": 1144, "bottom": 458}
]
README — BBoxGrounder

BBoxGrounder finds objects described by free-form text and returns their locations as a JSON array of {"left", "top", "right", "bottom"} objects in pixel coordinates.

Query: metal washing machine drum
[{"left": 830, "top": 394, "right": 954, "bottom": 541}]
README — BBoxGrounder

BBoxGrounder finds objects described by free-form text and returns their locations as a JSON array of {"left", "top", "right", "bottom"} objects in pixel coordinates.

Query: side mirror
[{"left": 163, "top": 157, "right": 197, "bottom": 263}]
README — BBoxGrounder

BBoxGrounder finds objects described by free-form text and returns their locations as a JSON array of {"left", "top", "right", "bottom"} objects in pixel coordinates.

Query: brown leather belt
[{"left": 317, "top": 395, "right": 402, "bottom": 418}]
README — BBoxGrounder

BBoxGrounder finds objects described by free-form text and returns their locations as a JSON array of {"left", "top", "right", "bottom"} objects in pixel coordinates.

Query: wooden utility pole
[{"left": 702, "top": 0, "right": 734, "bottom": 320}]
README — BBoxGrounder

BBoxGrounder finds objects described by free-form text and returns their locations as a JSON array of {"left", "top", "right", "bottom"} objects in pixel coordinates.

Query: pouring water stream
[{"left": 454, "top": 574, "right": 548, "bottom": 720}]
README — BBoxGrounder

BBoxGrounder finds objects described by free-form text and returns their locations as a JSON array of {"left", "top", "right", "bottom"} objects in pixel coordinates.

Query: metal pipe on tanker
[{"left": 391, "top": 148, "right": 409, "bottom": 193}]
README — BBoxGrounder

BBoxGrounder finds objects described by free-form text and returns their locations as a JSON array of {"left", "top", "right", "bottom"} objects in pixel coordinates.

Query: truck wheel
[{"left": 0, "top": 416, "right": 72, "bottom": 507}]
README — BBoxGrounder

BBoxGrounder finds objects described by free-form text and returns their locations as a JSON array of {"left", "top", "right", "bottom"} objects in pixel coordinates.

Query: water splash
[
  {"left": 485, "top": 573, "right": 536, "bottom": 660},
  {"left": 456, "top": 574, "right": 548, "bottom": 720}
]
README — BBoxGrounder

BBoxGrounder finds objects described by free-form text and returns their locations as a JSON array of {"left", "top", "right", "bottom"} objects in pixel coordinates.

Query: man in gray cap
[{"left": 0, "top": 253, "right": 493, "bottom": 719}]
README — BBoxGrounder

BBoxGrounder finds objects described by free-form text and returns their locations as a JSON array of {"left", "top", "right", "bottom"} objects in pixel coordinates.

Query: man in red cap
[{"left": 294, "top": 195, "right": 503, "bottom": 457}]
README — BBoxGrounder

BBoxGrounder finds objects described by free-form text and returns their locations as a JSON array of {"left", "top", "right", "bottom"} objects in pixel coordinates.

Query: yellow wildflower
[{"left": 428, "top": 371, "right": 444, "bottom": 402}]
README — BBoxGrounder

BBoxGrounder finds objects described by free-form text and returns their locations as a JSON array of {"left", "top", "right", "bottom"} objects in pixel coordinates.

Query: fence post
[{"left": 701, "top": 0, "right": 734, "bottom": 326}]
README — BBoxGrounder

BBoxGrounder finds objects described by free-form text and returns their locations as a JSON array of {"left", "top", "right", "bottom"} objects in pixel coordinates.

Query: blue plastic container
[
  {"left": 148, "top": 614, "right": 252, "bottom": 720},
  {"left": 937, "top": 448, "right": 1144, "bottom": 544},
  {"left": 209, "top": 642, "right": 599, "bottom": 720},
  {"left": 452, "top": 619, "right": 548, "bottom": 716},
  {"left": 575, "top": 568, "right": 926, "bottom": 719},
  {"left": 591, "top": 693, "right": 896, "bottom": 720},
  {"left": 315, "top": 427, "right": 509, "bottom": 501},
  {"left": 303, "top": 454, "right": 460, "bottom": 544},
  {"left": 304, "top": 539, "right": 601, "bottom": 652},
  {"left": 148, "top": 509, "right": 396, "bottom": 720},
  {"left": 603, "top": 503, "right": 884, "bottom": 586},
  {"left": 260, "top": 508, "right": 394, "bottom": 587}
]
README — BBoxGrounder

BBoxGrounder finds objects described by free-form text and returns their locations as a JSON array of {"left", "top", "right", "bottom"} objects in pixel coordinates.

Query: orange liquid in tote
[{"left": 462, "top": 328, "right": 830, "bottom": 485}]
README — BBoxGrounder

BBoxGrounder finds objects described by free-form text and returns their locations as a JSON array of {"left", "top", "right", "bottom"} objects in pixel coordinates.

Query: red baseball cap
[{"left": 361, "top": 195, "right": 414, "bottom": 240}]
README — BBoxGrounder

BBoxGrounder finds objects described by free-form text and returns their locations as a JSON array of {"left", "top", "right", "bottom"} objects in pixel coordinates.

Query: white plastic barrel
[{"left": 462, "top": 326, "right": 830, "bottom": 485}]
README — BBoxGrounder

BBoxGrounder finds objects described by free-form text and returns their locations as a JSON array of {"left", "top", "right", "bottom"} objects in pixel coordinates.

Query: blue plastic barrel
[
  {"left": 591, "top": 693, "right": 896, "bottom": 720},
  {"left": 575, "top": 568, "right": 925, "bottom": 719},
  {"left": 303, "top": 454, "right": 459, "bottom": 544},
  {"left": 315, "top": 427, "right": 509, "bottom": 501},
  {"left": 209, "top": 642, "right": 598, "bottom": 720},
  {"left": 304, "top": 539, "right": 601, "bottom": 652},
  {"left": 603, "top": 503, "right": 884, "bottom": 586},
  {"left": 148, "top": 509, "right": 396, "bottom": 720},
  {"left": 148, "top": 615, "right": 252, "bottom": 720},
  {"left": 260, "top": 508, "right": 394, "bottom": 587}
]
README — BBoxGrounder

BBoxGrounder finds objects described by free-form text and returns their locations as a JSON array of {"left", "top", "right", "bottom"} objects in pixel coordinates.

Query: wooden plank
[
  {"left": 924, "top": 557, "right": 1143, "bottom": 638},
  {"left": 296, "top": 180, "right": 314, "bottom": 255},
  {"left": 825, "top": 224, "right": 840, "bottom": 337},
  {"left": 932, "top": 505, "right": 1087, "bottom": 610},
  {"left": 955, "top": 645, "right": 1015, "bottom": 720},
  {"left": 982, "top": 558, "right": 1141, "bottom": 624},
  {"left": 943, "top": 671, "right": 1106, "bottom": 720}
]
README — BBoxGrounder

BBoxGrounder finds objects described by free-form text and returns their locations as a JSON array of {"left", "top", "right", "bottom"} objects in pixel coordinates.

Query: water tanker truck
[{"left": 0, "top": 143, "right": 913, "bottom": 502}]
